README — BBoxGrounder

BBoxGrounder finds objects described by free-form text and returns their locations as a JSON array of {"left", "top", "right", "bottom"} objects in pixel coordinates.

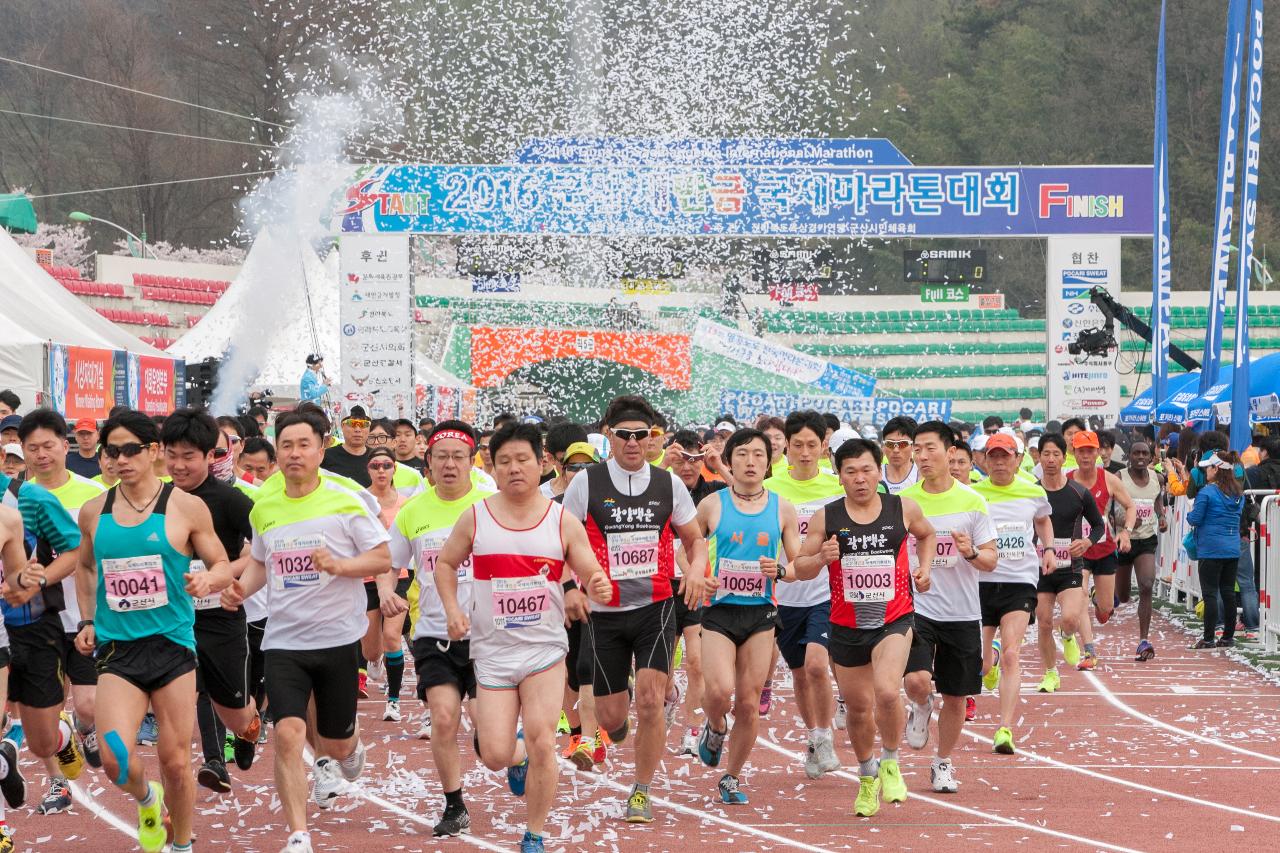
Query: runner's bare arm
[
  {"left": 313, "top": 541, "right": 391, "bottom": 578},
  {"left": 792, "top": 507, "right": 836, "bottom": 580},
  {"left": 436, "top": 508, "right": 476, "bottom": 639},
  {"left": 1034, "top": 515, "right": 1057, "bottom": 575},
  {"left": 902, "top": 497, "right": 934, "bottom": 592},
  {"left": 673, "top": 518, "right": 710, "bottom": 607},
  {"left": 222, "top": 557, "right": 266, "bottom": 610},
  {"left": 0, "top": 508, "right": 28, "bottom": 594},
  {"left": 778, "top": 498, "right": 801, "bottom": 569},
  {"left": 1106, "top": 472, "right": 1137, "bottom": 552},
  {"left": 73, "top": 495, "right": 104, "bottom": 654},
  {"left": 562, "top": 511, "right": 612, "bottom": 604}
]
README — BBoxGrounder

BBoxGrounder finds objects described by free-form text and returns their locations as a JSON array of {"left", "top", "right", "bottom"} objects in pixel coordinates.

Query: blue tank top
[
  {"left": 94, "top": 483, "right": 196, "bottom": 649},
  {"left": 708, "top": 489, "right": 781, "bottom": 607}
]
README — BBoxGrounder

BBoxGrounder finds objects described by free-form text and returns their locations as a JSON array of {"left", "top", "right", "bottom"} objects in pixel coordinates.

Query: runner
[
  {"left": 1068, "top": 430, "right": 1136, "bottom": 670},
  {"left": 0, "top": 505, "right": 31, "bottom": 852},
  {"left": 220, "top": 404, "right": 391, "bottom": 853},
  {"left": 392, "top": 418, "right": 426, "bottom": 474},
  {"left": 433, "top": 422, "right": 612, "bottom": 853},
  {"left": 971, "top": 433, "right": 1056, "bottom": 755},
  {"left": 239, "top": 437, "right": 276, "bottom": 484},
  {"left": 322, "top": 406, "right": 374, "bottom": 486},
  {"left": 73, "top": 408, "right": 237, "bottom": 853},
  {"left": 382, "top": 420, "right": 491, "bottom": 836},
  {"left": 1033, "top": 433, "right": 1104, "bottom": 692},
  {"left": 880, "top": 416, "right": 919, "bottom": 495},
  {"left": 17, "top": 409, "right": 103, "bottom": 812},
  {"left": 900, "top": 421, "right": 997, "bottom": 792},
  {"left": 762, "top": 410, "right": 843, "bottom": 777},
  {"left": 369, "top": 419, "right": 424, "bottom": 497},
  {"left": 695, "top": 428, "right": 800, "bottom": 803},
  {"left": 1115, "top": 440, "right": 1166, "bottom": 661},
  {"left": 360, "top": 445, "right": 409, "bottom": 701},
  {"left": 540, "top": 422, "right": 590, "bottom": 500},
  {"left": 562, "top": 395, "right": 708, "bottom": 823},
  {"left": 793, "top": 437, "right": 934, "bottom": 817},
  {"left": 160, "top": 409, "right": 261, "bottom": 795}
]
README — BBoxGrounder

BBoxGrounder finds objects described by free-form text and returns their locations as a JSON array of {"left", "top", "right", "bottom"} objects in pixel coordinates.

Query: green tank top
[{"left": 94, "top": 482, "right": 196, "bottom": 649}]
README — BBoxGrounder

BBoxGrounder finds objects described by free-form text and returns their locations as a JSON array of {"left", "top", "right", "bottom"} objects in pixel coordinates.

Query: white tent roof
[{"left": 0, "top": 227, "right": 167, "bottom": 403}]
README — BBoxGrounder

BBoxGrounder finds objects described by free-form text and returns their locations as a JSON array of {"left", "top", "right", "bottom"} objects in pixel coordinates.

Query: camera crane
[{"left": 1067, "top": 286, "right": 1201, "bottom": 372}]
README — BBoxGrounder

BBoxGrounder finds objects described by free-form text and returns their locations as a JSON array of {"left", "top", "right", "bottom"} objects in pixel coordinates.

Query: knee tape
[{"left": 103, "top": 729, "right": 130, "bottom": 786}]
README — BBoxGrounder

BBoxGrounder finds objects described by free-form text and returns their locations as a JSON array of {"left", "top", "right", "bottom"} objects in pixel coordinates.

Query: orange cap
[
  {"left": 984, "top": 433, "right": 1019, "bottom": 455},
  {"left": 1071, "top": 430, "right": 1100, "bottom": 449},
  {"left": 73, "top": 417, "right": 98, "bottom": 433}
]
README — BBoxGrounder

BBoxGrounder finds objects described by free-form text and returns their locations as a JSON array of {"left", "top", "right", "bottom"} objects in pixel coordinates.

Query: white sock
[
  {"left": 0, "top": 753, "right": 8, "bottom": 778},
  {"left": 139, "top": 784, "right": 156, "bottom": 807},
  {"left": 810, "top": 727, "right": 831, "bottom": 742}
]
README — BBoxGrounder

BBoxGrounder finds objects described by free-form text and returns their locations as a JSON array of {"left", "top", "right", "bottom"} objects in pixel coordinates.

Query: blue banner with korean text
[
  {"left": 1150, "top": 0, "right": 1173, "bottom": 412},
  {"left": 1231, "top": 0, "right": 1264, "bottom": 452},
  {"left": 718, "top": 389, "right": 951, "bottom": 429}
]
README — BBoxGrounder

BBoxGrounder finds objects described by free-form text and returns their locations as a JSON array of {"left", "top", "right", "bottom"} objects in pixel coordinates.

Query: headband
[{"left": 429, "top": 429, "right": 475, "bottom": 449}]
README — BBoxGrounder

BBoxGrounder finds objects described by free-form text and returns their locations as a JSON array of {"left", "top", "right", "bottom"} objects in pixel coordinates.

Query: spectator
[
  {"left": 66, "top": 417, "right": 101, "bottom": 478},
  {"left": 1, "top": 443, "right": 22, "bottom": 479},
  {"left": 0, "top": 390, "right": 19, "bottom": 418},
  {"left": 1187, "top": 450, "right": 1245, "bottom": 649},
  {"left": 299, "top": 353, "right": 330, "bottom": 403},
  {"left": 0, "top": 414, "right": 20, "bottom": 446}
]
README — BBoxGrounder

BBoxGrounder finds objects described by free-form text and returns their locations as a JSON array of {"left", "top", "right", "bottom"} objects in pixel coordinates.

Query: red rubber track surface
[{"left": 15, "top": 607, "right": 1280, "bottom": 852}]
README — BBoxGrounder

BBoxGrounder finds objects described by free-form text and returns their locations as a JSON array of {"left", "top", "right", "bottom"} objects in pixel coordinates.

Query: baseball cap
[
  {"left": 1072, "top": 430, "right": 1100, "bottom": 449},
  {"left": 714, "top": 420, "right": 736, "bottom": 435},
  {"left": 1198, "top": 451, "right": 1232, "bottom": 470},
  {"left": 74, "top": 417, "right": 98, "bottom": 433},
  {"left": 970, "top": 433, "right": 988, "bottom": 452},
  {"left": 985, "top": 433, "right": 1019, "bottom": 455},
  {"left": 2, "top": 443, "right": 21, "bottom": 460},
  {"left": 563, "top": 441, "right": 599, "bottom": 462},
  {"left": 828, "top": 426, "right": 858, "bottom": 454},
  {"left": 0, "top": 415, "right": 20, "bottom": 432},
  {"left": 343, "top": 405, "right": 369, "bottom": 421}
]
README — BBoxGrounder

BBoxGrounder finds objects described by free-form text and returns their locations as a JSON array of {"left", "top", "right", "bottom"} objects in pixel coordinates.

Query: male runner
[
  {"left": 880, "top": 417, "right": 919, "bottom": 494},
  {"left": 1115, "top": 440, "right": 1165, "bottom": 661},
  {"left": 240, "top": 437, "right": 276, "bottom": 483},
  {"left": 1033, "top": 433, "right": 1104, "bottom": 692},
  {"left": 392, "top": 419, "right": 426, "bottom": 473},
  {"left": 794, "top": 438, "right": 933, "bottom": 817},
  {"left": 382, "top": 420, "right": 491, "bottom": 836},
  {"left": 73, "top": 409, "right": 236, "bottom": 853},
  {"left": 322, "top": 406, "right": 374, "bottom": 486},
  {"left": 971, "top": 433, "right": 1055, "bottom": 754},
  {"left": 562, "top": 395, "right": 708, "bottom": 823},
  {"left": 0, "top": 504, "right": 33, "bottom": 852},
  {"left": 434, "top": 423, "right": 612, "bottom": 853},
  {"left": 695, "top": 428, "right": 800, "bottom": 803},
  {"left": 762, "top": 410, "right": 844, "bottom": 777},
  {"left": 160, "top": 410, "right": 261, "bottom": 793},
  {"left": 1068, "top": 431, "right": 1135, "bottom": 670},
  {"left": 901, "top": 421, "right": 997, "bottom": 792},
  {"left": 221, "top": 405, "right": 391, "bottom": 853},
  {"left": 17, "top": 409, "right": 103, "bottom": 810}
]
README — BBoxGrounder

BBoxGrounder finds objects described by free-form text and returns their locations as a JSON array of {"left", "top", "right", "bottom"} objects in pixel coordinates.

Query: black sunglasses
[
  {"left": 213, "top": 448, "right": 230, "bottom": 459},
  {"left": 104, "top": 442, "right": 152, "bottom": 459},
  {"left": 565, "top": 462, "right": 592, "bottom": 473},
  {"left": 613, "top": 428, "right": 650, "bottom": 443}
]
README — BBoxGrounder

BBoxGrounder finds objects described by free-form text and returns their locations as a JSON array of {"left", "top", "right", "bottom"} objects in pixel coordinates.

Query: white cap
[
  {"left": 714, "top": 420, "right": 736, "bottom": 434},
  {"left": 1027, "top": 435, "right": 1041, "bottom": 451},
  {"left": 970, "top": 434, "right": 989, "bottom": 452},
  {"left": 829, "top": 426, "right": 858, "bottom": 454},
  {"left": 2, "top": 443, "right": 21, "bottom": 460}
]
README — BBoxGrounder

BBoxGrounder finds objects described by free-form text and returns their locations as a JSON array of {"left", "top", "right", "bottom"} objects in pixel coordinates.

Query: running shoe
[
  {"left": 1076, "top": 652, "right": 1099, "bottom": 671},
  {"left": 905, "top": 695, "right": 933, "bottom": 750},
  {"left": 759, "top": 683, "right": 773, "bottom": 716},
  {"left": 983, "top": 639, "right": 1002, "bottom": 692},
  {"left": 1061, "top": 632, "right": 1081, "bottom": 667},
  {"left": 0, "top": 826, "right": 13, "bottom": 853},
  {"left": 311, "top": 757, "right": 344, "bottom": 808},
  {"left": 55, "top": 712, "right": 86, "bottom": 780},
  {"left": 79, "top": 725, "right": 102, "bottom": 769},
  {"left": 37, "top": 777, "right": 72, "bottom": 814},
  {"left": 1135, "top": 640, "right": 1156, "bottom": 662},
  {"left": 519, "top": 831, "right": 545, "bottom": 853},
  {"left": 258, "top": 712, "right": 270, "bottom": 745},
  {"left": 280, "top": 832, "right": 314, "bottom": 853},
  {"left": 137, "top": 781, "right": 167, "bottom": 853},
  {"left": 1090, "top": 588, "right": 1112, "bottom": 624},
  {"left": 1190, "top": 638, "right": 1216, "bottom": 650},
  {"left": 383, "top": 699, "right": 402, "bottom": 723},
  {"left": 804, "top": 741, "right": 823, "bottom": 780},
  {"left": 591, "top": 730, "right": 608, "bottom": 766},
  {"left": 965, "top": 696, "right": 976, "bottom": 722},
  {"left": 568, "top": 735, "right": 595, "bottom": 771},
  {"left": 508, "top": 732, "right": 528, "bottom": 797},
  {"left": 234, "top": 716, "right": 260, "bottom": 771},
  {"left": 626, "top": 786, "right": 655, "bottom": 821},
  {"left": 0, "top": 740, "right": 26, "bottom": 808},
  {"left": 561, "top": 734, "right": 584, "bottom": 760},
  {"left": 815, "top": 732, "right": 840, "bottom": 774},
  {"left": 197, "top": 758, "right": 232, "bottom": 794},
  {"left": 1216, "top": 637, "right": 1236, "bottom": 648},
  {"left": 418, "top": 709, "right": 432, "bottom": 740},
  {"left": 834, "top": 698, "right": 847, "bottom": 730},
  {"left": 357, "top": 671, "right": 369, "bottom": 700},
  {"left": 137, "top": 712, "right": 158, "bottom": 747},
  {"left": 339, "top": 740, "right": 367, "bottom": 782},
  {"left": 853, "top": 774, "right": 881, "bottom": 817},
  {"left": 930, "top": 758, "right": 958, "bottom": 794},
  {"left": 433, "top": 804, "right": 471, "bottom": 837},
  {"left": 697, "top": 720, "right": 725, "bottom": 768},
  {"left": 679, "top": 728, "right": 699, "bottom": 757},
  {"left": 1037, "top": 669, "right": 1061, "bottom": 693},
  {"left": 366, "top": 655, "right": 385, "bottom": 683},
  {"left": 557, "top": 711, "right": 570, "bottom": 735},
  {"left": 993, "top": 726, "right": 1015, "bottom": 755},
  {"left": 718, "top": 774, "right": 748, "bottom": 805},
  {"left": 879, "top": 759, "right": 907, "bottom": 803},
  {"left": 664, "top": 682, "right": 680, "bottom": 729}
]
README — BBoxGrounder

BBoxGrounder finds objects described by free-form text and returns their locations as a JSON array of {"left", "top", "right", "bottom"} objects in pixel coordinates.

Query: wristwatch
[
  {"left": 777, "top": 564, "right": 787, "bottom": 581},
  {"left": 963, "top": 550, "right": 979, "bottom": 561},
  {"left": 77, "top": 619, "right": 94, "bottom": 633}
]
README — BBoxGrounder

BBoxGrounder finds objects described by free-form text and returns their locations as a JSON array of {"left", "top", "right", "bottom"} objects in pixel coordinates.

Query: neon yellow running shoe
[
  {"left": 1061, "top": 632, "right": 1081, "bottom": 667},
  {"left": 137, "top": 781, "right": 167, "bottom": 853},
  {"left": 673, "top": 636, "right": 684, "bottom": 670},
  {"left": 557, "top": 711, "right": 570, "bottom": 735},
  {"left": 853, "top": 774, "right": 881, "bottom": 817},
  {"left": 993, "top": 726, "right": 1015, "bottom": 755},
  {"left": 982, "top": 639, "right": 1001, "bottom": 691},
  {"left": 1037, "top": 669, "right": 1061, "bottom": 693},
  {"left": 879, "top": 759, "right": 907, "bottom": 803}
]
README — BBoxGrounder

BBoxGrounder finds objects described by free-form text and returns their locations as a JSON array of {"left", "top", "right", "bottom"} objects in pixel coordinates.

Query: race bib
[
  {"left": 796, "top": 502, "right": 826, "bottom": 538},
  {"left": 419, "top": 532, "right": 471, "bottom": 585},
  {"left": 1134, "top": 499, "right": 1155, "bottom": 524},
  {"left": 715, "top": 557, "right": 766, "bottom": 600},
  {"left": 607, "top": 530, "right": 659, "bottom": 581},
  {"left": 189, "top": 560, "right": 221, "bottom": 610},
  {"left": 491, "top": 576, "right": 551, "bottom": 630},
  {"left": 1081, "top": 518, "right": 1092, "bottom": 540},
  {"left": 270, "top": 534, "right": 326, "bottom": 590},
  {"left": 840, "top": 554, "right": 895, "bottom": 603},
  {"left": 103, "top": 554, "right": 168, "bottom": 612},
  {"left": 1052, "top": 537, "right": 1074, "bottom": 570},
  {"left": 996, "top": 522, "right": 1029, "bottom": 561}
]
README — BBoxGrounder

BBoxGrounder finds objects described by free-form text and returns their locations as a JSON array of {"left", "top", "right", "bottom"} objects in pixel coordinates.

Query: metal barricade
[
  {"left": 1157, "top": 494, "right": 1200, "bottom": 605},
  {"left": 1259, "top": 495, "right": 1280, "bottom": 653}
]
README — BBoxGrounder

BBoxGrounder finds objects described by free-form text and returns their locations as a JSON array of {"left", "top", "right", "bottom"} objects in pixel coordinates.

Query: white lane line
[
  {"left": 1082, "top": 670, "right": 1280, "bottom": 765},
  {"left": 957, "top": 728, "right": 1280, "bottom": 823},
  {"left": 754, "top": 737, "right": 1145, "bottom": 853},
  {"left": 67, "top": 779, "right": 140, "bottom": 838}
]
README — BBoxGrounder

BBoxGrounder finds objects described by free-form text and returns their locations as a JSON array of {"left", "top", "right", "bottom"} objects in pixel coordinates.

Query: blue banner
[
  {"left": 332, "top": 163, "right": 1153, "bottom": 238},
  {"left": 695, "top": 318, "right": 876, "bottom": 397},
  {"left": 1201, "top": 0, "right": 1249, "bottom": 394},
  {"left": 472, "top": 273, "right": 521, "bottom": 293},
  {"left": 717, "top": 389, "right": 952, "bottom": 429},
  {"left": 1150, "top": 0, "right": 1173, "bottom": 411},
  {"left": 514, "top": 137, "right": 913, "bottom": 167},
  {"left": 1231, "top": 0, "right": 1264, "bottom": 452}
]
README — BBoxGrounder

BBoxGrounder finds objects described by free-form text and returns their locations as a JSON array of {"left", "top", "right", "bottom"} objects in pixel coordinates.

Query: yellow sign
[{"left": 621, "top": 277, "right": 672, "bottom": 295}]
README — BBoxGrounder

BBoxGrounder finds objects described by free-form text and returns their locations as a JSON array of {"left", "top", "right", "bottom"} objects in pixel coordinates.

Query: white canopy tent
[{"left": 0, "top": 227, "right": 167, "bottom": 404}]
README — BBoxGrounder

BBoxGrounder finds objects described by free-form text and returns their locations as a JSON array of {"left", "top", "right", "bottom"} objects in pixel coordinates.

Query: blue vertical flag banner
[
  {"left": 1231, "top": 0, "right": 1264, "bottom": 451},
  {"left": 1201, "top": 0, "right": 1249, "bottom": 394},
  {"left": 1150, "top": 0, "right": 1173, "bottom": 411}
]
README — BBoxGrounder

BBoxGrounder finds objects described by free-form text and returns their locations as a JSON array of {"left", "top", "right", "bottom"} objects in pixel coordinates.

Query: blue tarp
[
  {"left": 1119, "top": 371, "right": 1201, "bottom": 426},
  {"left": 1184, "top": 352, "right": 1280, "bottom": 424}
]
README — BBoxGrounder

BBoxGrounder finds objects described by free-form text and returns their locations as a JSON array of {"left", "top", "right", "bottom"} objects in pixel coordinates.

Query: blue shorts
[{"left": 777, "top": 602, "right": 831, "bottom": 670}]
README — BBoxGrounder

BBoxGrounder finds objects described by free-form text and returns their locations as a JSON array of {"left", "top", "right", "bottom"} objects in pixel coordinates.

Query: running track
[{"left": 20, "top": 604, "right": 1280, "bottom": 852}]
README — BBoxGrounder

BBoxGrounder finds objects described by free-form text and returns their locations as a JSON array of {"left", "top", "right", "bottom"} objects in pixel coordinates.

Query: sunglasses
[
  {"left": 368, "top": 461, "right": 395, "bottom": 471},
  {"left": 343, "top": 419, "right": 371, "bottom": 429},
  {"left": 477, "top": 443, "right": 491, "bottom": 451},
  {"left": 226, "top": 434, "right": 242, "bottom": 444},
  {"left": 565, "top": 462, "right": 592, "bottom": 473},
  {"left": 104, "top": 442, "right": 152, "bottom": 459},
  {"left": 613, "top": 428, "right": 652, "bottom": 443},
  {"left": 677, "top": 450, "right": 706, "bottom": 461},
  {"left": 213, "top": 448, "right": 230, "bottom": 459},
  {"left": 883, "top": 440, "right": 912, "bottom": 450}
]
